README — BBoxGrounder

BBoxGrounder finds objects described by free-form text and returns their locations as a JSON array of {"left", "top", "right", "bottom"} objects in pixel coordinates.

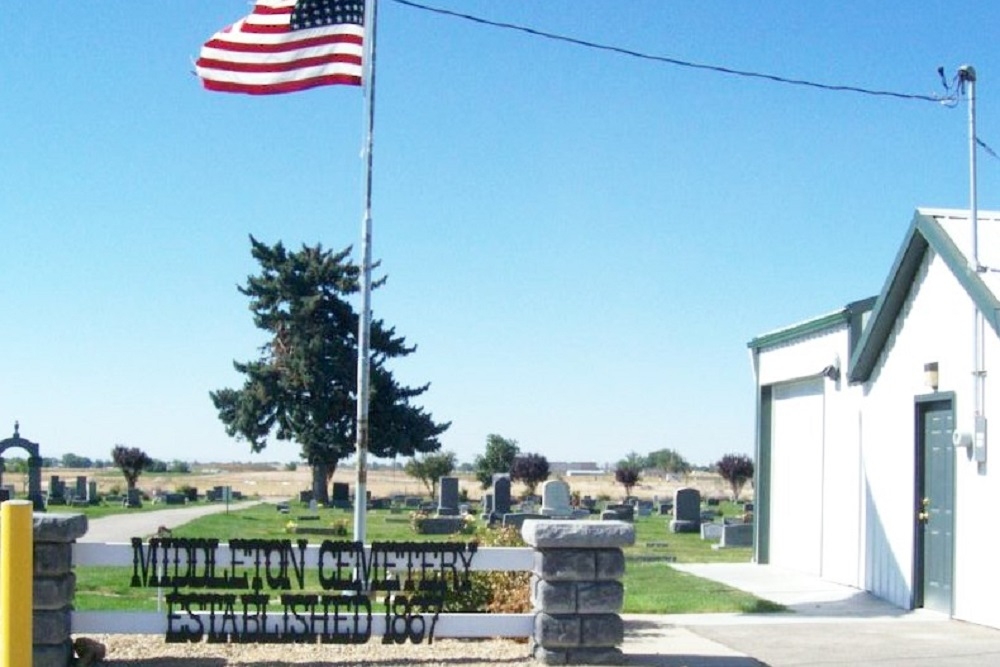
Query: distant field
[{"left": 3, "top": 464, "right": 747, "bottom": 505}]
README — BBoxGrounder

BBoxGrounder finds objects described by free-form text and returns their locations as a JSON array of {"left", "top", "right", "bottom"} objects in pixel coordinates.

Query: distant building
[
  {"left": 549, "top": 461, "right": 601, "bottom": 475},
  {"left": 748, "top": 208, "right": 1000, "bottom": 630}
]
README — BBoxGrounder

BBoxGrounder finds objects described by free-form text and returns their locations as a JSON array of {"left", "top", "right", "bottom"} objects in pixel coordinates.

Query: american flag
[{"left": 196, "top": 0, "right": 365, "bottom": 95}]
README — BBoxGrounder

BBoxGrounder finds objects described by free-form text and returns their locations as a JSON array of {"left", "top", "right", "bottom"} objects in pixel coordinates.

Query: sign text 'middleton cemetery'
[{"left": 130, "top": 538, "right": 478, "bottom": 644}]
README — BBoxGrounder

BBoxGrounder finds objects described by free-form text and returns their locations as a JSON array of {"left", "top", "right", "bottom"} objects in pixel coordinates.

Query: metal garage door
[{"left": 769, "top": 378, "right": 825, "bottom": 575}]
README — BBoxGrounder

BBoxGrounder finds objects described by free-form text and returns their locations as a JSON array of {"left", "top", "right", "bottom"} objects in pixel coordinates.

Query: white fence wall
[{"left": 72, "top": 542, "right": 534, "bottom": 639}]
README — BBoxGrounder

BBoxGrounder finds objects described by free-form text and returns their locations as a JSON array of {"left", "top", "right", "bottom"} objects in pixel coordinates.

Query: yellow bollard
[{"left": 1, "top": 500, "right": 33, "bottom": 667}]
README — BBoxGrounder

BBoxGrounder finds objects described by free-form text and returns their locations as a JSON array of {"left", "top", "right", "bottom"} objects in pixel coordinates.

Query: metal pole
[
  {"left": 1, "top": 500, "right": 33, "bottom": 667},
  {"left": 354, "top": 0, "right": 379, "bottom": 545}
]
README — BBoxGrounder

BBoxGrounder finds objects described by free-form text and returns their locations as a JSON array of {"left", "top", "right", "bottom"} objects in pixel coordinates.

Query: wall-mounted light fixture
[{"left": 924, "top": 362, "right": 939, "bottom": 392}]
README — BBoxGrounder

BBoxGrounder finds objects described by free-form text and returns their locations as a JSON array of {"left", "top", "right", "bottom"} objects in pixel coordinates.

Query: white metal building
[{"left": 748, "top": 208, "right": 1000, "bottom": 629}]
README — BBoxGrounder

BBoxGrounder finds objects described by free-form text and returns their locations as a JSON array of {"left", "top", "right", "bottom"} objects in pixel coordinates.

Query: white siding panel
[
  {"left": 860, "top": 250, "right": 969, "bottom": 611},
  {"left": 758, "top": 326, "right": 845, "bottom": 387},
  {"left": 820, "top": 385, "right": 863, "bottom": 588},
  {"left": 770, "top": 378, "right": 825, "bottom": 575}
]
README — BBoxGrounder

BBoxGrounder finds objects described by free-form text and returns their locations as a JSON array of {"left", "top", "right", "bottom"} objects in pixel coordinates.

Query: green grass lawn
[{"left": 75, "top": 502, "right": 782, "bottom": 615}]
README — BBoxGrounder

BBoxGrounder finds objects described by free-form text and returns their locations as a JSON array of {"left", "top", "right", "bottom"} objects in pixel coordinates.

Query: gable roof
[{"left": 848, "top": 209, "right": 1000, "bottom": 383}]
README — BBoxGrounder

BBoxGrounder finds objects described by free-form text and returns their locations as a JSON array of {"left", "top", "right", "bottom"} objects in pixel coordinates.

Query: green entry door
[{"left": 916, "top": 400, "right": 955, "bottom": 614}]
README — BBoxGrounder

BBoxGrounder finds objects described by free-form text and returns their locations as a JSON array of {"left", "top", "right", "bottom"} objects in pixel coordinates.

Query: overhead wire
[
  {"left": 388, "top": 0, "right": 1000, "bottom": 164},
  {"left": 389, "top": 0, "right": 954, "bottom": 104}
]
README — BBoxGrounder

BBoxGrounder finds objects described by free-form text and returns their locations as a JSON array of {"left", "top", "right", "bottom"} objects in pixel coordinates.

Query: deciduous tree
[
  {"left": 404, "top": 451, "right": 457, "bottom": 497},
  {"left": 111, "top": 445, "right": 152, "bottom": 493},
  {"left": 473, "top": 434, "right": 520, "bottom": 488},
  {"left": 210, "top": 237, "right": 449, "bottom": 504},
  {"left": 510, "top": 453, "right": 550, "bottom": 497},
  {"left": 716, "top": 453, "right": 755, "bottom": 501}
]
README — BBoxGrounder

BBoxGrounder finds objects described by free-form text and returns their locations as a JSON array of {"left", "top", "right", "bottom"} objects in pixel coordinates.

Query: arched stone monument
[{"left": 0, "top": 422, "right": 45, "bottom": 511}]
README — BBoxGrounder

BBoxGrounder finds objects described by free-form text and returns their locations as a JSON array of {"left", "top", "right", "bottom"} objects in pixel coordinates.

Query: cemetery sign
[{"left": 130, "top": 538, "right": 477, "bottom": 645}]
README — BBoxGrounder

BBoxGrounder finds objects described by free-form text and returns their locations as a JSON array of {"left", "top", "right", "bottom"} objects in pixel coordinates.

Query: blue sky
[{"left": 3, "top": 1, "right": 999, "bottom": 468}]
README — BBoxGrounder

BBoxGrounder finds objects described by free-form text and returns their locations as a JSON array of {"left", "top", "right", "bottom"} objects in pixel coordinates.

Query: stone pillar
[
  {"left": 521, "top": 519, "right": 634, "bottom": 665},
  {"left": 32, "top": 513, "right": 88, "bottom": 667}
]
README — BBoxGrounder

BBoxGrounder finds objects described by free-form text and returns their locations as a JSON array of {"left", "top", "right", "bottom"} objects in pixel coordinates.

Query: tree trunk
[{"left": 311, "top": 463, "right": 330, "bottom": 505}]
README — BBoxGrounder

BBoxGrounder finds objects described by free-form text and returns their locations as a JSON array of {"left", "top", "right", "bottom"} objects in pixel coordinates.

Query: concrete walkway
[
  {"left": 78, "top": 499, "right": 264, "bottom": 543},
  {"left": 618, "top": 563, "right": 1000, "bottom": 666}
]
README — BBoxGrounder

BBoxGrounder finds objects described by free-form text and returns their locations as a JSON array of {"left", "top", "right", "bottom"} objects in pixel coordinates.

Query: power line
[{"left": 390, "top": 0, "right": 952, "bottom": 104}]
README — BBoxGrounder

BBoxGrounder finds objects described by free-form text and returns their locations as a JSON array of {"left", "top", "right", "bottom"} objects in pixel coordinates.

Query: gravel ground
[{"left": 83, "top": 634, "right": 535, "bottom": 666}]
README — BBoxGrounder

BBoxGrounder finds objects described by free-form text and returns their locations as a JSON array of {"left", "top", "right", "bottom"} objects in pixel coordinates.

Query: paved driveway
[{"left": 78, "top": 499, "right": 264, "bottom": 542}]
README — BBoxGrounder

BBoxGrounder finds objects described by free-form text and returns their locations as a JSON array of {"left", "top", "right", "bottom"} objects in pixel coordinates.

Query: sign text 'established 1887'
[{"left": 130, "top": 538, "right": 478, "bottom": 645}]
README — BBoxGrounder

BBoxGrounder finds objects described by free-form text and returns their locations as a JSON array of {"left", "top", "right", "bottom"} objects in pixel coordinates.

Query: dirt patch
[{"left": 81, "top": 634, "right": 534, "bottom": 666}]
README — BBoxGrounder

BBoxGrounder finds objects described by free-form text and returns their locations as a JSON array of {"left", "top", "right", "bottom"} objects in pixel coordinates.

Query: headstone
[
  {"left": 309, "top": 499, "right": 318, "bottom": 513},
  {"left": 492, "top": 476, "right": 512, "bottom": 517},
  {"left": 126, "top": 488, "right": 142, "bottom": 508},
  {"left": 669, "top": 487, "right": 701, "bottom": 533},
  {"left": 481, "top": 493, "right": 494, "bottom": 515},
  {"left": 658, "top": 501, "right": 674, "bottom": 515},
  {"left": 437, "top": 476, "right": 460, "bottom": 516},
  {"left": 48, "top": 476, "right": 66, "bottom": 504},
  {"left": 299, "top": 490, "right": 313, "bottom": 504},
  {"left": 86, "top": 481, "right": 98, "bottom": 504},
  {"left": 540, "top": 479, "right": 573, "bottom": 518},
  {"left": 370, "top": 497, "right": 390, "bottom": 510},
  {"left": 0, "top": 488, "right": 9, "bottom": 502},
  {"left": 581, "top": 496, "right": 596, "bottom": 511},
  {"left": 331, "top": 482, "right": 350, "bottom": 509},
  {"left": 706, "top": 497, "right": 721, "bottom": 507},
  {"left": 76, "top": 476, "right": 87, "bottom": 500},
  {"left": 164, "top": 493, "right": 186, "bottom": 505},
  {"left": 183, "top": 486, "right": 198, "bottom": 503},
  {"left": 603, "top": 503, "right": 634, "bottom": 522},
  {"left": 637, "top": 500, "right": 654, "bottom": 517},
  {"left": 716, "top": 523, "right": 754, "bottom": 548},
  {"left": 700, "top": 522, "right": 724, "bottom": 541},
  {"left": 743, "top": 502, "right": 754, "bottom": 513},
  {"left": 404, "top": 496, "right": 422, "bottom": 508}
]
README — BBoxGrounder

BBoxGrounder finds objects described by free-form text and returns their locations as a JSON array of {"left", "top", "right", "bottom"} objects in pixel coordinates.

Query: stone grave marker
[
  {"left": 603, "top": 503, "right": 634, "bottom": 522},
  {"left": 658, "top": 501, "right": 674, "bottom": 515},
  {"left": 715, "top": 523, "right": 754, "bottom": 548},
  {"left": 331, "top": 482, "right": 350, "bottom": 509},
  {"left": 700, "top": 522, "right": 723, "bottom": 541},
  {"left": 0, "top": 487, "right": 9, "bottom": 502},
  {"left": 540, "top": 479, "right": 573, "bottom": 518},
  {"left": 75, "top": 476, "right": 87, "bottom": 500},
  {"left": 492, "top": 475, "right": 512, "bottom": 517},
  {"left": 437, "top": 476, "right": 460, "bottom": 516},
  {"left": 669, "top": 487, "right": 701, "bottom": 533}
]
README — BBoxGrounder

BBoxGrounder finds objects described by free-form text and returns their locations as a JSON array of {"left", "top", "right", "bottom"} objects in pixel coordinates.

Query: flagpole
[{"left": 354, "top": 0, "right": 379, "bottom": 545}]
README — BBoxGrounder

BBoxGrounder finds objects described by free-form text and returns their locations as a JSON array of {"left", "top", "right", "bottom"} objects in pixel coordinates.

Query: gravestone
[
  {"left": 331, "top": 482, "right": 350, "bottom": 509},
  {"left": 743, "top": 502, "right": 754, "bottom": 513},
  {"left": 658, "top": 501, "right": 674, "bottom": 515},
  {"left": 48, "top": 476, "right": 66, "bottom": 505},
  {"left": 540, "top": 479, "right": 573, "bottom": 518},
  {"left": 0, "top": 487, "right": 9, "bottom": 502},
  {"left": 75, "top": 476, "right": 87, "bottom": 500},
  {"left": 669, "top": 487, "right": 701, "bottom": 533},
  {"left": 183, "top": 486, "right": 198, "bottom": 503},
  {"left": 126, "top": 488, "right": 142, "bottom": 508},
  {"left": 700, "top": 522, "right": 723, "bottom": 541},
  {"left": 404, "top": 496, "right": 422, "bottom": 508},
  {"left": 299, "top": 490, "right": 313, "bottom": 504},
  {"left": 716, "top": 523, "right": 754, "bottom": 548},
  {"left": 164, "top": 493, "right": 186, "bottom": 505},
  {"left": 637, "top": 500, "right": 654, "bottom": 517},
  {"left": 87, "top": 481, "right": 99, "bottom": 504},
  {"left": 581, "top": 495, "right": 596, "bottom": 512},
  {"left": 603, "top": 503, "right": 634, "bottom": 522},
  {"left": 481, "top": 493, "right": 493, "bottom": 516},
  {"left": 437, "top": 476, "right": 460, "bottom": 516},
  {"left": 492, "top": 475, "right": 512, "bottom": 517}
]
